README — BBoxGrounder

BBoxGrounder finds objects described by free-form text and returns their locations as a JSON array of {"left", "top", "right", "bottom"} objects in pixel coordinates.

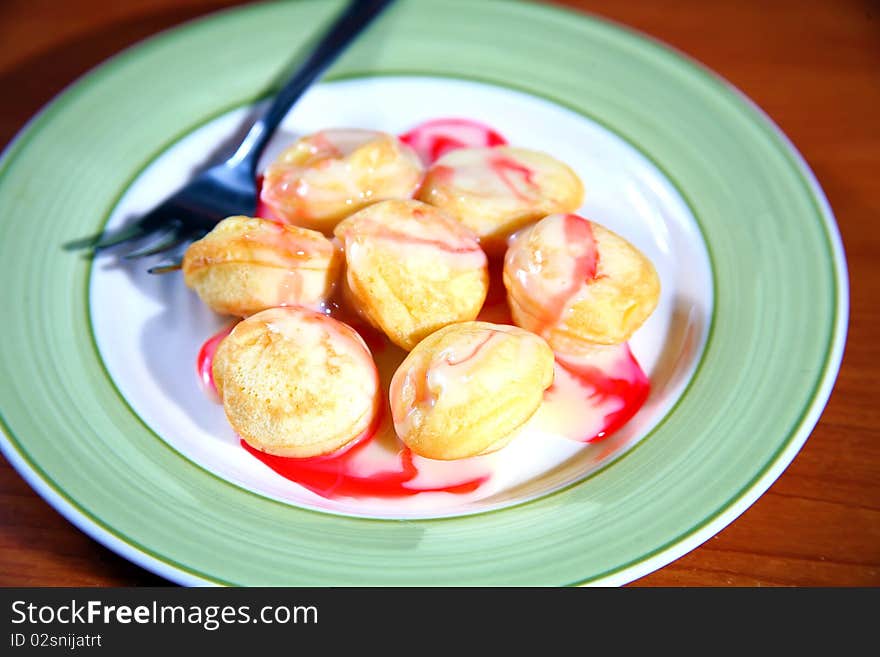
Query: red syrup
[
  {"left": 550, "top": 348, "right": 650, "bottom": 443},
  {"left": 242, "top": 434, "right": 487, "bottom": 500},
  {"left": 238, "top": 382, "right": 488, "bottom": 500},
  {"left": 254, "top": 175, "right": 283, "bottom": 224},
  {"left": 196, "top": 324, "right": 234, "bottom": 397},
  {"left": 400, "top": 117, "right": 508, "bottom": 164},
  {"left": 487, "top": 154, "right": 540, "bottom": 202}
]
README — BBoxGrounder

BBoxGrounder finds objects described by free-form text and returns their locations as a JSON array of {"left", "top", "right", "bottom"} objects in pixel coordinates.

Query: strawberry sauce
[
  {"left": 242, "top": 439, "right": 486, "bottom": 499},
  {"left": 254, "top": 174, "right": 283, "bottom": 223},
  {"left": 548, "top": 348, "right": 651, "bottom": 443},
  {"left": 487, "top": 155, "right": 539, "bottom": 202},
  {"left": 400, "top": 117, "right": 507, "bottom": 164},
  {"left": 196, "top": 324, "right": 234, "bottom": 397}
]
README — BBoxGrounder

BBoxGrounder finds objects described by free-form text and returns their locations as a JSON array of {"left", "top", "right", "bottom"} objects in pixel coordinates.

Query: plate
[
  {"left": 90, "top": 76, "right": 711, "bottom": 519},
  {"left": 0, "top": 0, "right": 846, "bottom": 585}
]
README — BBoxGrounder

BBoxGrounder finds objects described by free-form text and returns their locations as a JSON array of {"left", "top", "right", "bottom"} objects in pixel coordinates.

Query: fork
[{"left": 70, "top": 0, "right": 394, "bottom": 274}]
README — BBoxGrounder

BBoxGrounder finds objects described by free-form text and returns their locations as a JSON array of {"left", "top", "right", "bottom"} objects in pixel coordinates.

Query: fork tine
[
  {"left": 63, "top": 234, "right": 104, "bottom": 251},
  {"left": 145, "top": 231, "right": 193, "bottom": 274},
  {"left": 67, "top": 199, "right": 177, "bottom": 252},
  {"left": 147, "top": 258, "right": 183, "bottom": 275},
  {"left": 92, "top": 223, "right": 155, "bottom": 251},
  {"left": 63, "top": 222, "right": 152, "bottom": 252},
  {"left": 121, "top": 225, "right": 187, "bottom": 260}
]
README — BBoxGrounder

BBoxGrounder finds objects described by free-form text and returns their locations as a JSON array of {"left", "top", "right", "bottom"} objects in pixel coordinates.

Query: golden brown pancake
[
  {"left": 504, "top": 213, "right": 660, "bottom": 350},
  {"left": 334, "top": 199, "right": 489, "bottom": 351},
  {"left": 260, "top": 128, "right": 424, "bottom": 234},
  {"left": 182, "top": 215, "right": 340, "bottom": 317},
  {"left": 389, "top": 321, "right": 554, "bottom": 460},
  {"left": 417, "top": 146, "right": 583, "bottom": 254},
  {"left": 212, "top": 307, "right": 380, "bottom": 458}
]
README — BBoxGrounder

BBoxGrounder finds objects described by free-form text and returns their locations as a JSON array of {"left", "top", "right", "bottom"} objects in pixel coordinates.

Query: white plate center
[{"left": 89, "top": 76, "right": 712, "bottom": 519}]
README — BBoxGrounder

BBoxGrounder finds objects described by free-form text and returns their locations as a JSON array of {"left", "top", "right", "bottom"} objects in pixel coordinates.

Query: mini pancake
[
  {"left": 503, "top": 213, "right": 660, "bottom": 350},
  {"left": 182, "top": 215, "right": 341, "bottom": 317},
  {"left": 389, "top": 321, "right": 555, "bottom": 460},
  {"left": 334, "top": 199, "right": 489, "bottom": 351},
  {"left": 212, "top": 307, "right": 380, "bottom": 458},
  {"left": 417, "top": 146, "right": 584, "bottom": 254},
  {"left": 260, "top": 128, "right": 424, "bottom": 234}
]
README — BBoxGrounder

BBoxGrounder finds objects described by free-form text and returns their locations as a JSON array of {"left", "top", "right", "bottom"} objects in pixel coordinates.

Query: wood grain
[{"left": 0, "top": 0, "right": 877, "bottom": 587}]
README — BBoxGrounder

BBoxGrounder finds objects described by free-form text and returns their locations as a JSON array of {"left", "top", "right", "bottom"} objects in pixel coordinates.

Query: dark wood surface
[{"left": 0, "top": 0, "right": 877, "bottom": 587}]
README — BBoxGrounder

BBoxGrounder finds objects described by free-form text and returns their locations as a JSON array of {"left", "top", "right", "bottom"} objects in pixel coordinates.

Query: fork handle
[{"left": 228, "top": 0, "right": 395, "bottom": 175}]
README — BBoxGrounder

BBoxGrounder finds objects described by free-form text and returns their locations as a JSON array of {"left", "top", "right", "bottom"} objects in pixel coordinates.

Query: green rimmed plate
[{"left": 0, "top": 0, "right": 846, "bottom": 585}]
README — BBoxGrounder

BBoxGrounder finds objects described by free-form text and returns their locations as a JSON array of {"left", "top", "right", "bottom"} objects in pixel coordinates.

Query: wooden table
[{"left": 1, "top": 0, "right": 876, "bottom": 587}]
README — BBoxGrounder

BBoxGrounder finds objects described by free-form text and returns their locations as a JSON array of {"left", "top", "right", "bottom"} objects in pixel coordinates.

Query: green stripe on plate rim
[{"left": 0, "top": 0, "right": 845, "bottom": 586}]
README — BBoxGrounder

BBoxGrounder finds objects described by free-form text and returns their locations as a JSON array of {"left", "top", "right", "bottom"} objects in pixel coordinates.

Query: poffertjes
[
  {"left": 417, "top": 146, "right": 583, "bottom": 254},
  {"left": 212, "top": 307, "right": 380, "bottom": 458},
  {"left": 389, "top": 321, "right": 554, "bottom": 460},
  {"left": 334, "top": 199, "right": 488, "bottom": 351},
  {"left": 260, "top": 128, "right": 424, "bottom": 234},
  {"left": 504, "top": 213, "right": 660, "bottom": 351},
  {"left": 182, "top": 215, "right": 340, "bottom": 317}
]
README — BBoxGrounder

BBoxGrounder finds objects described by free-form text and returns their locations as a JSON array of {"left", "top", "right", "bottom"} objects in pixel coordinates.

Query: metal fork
[{"left": 69, "top": 0, "right": 394, "bottom": 274}]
